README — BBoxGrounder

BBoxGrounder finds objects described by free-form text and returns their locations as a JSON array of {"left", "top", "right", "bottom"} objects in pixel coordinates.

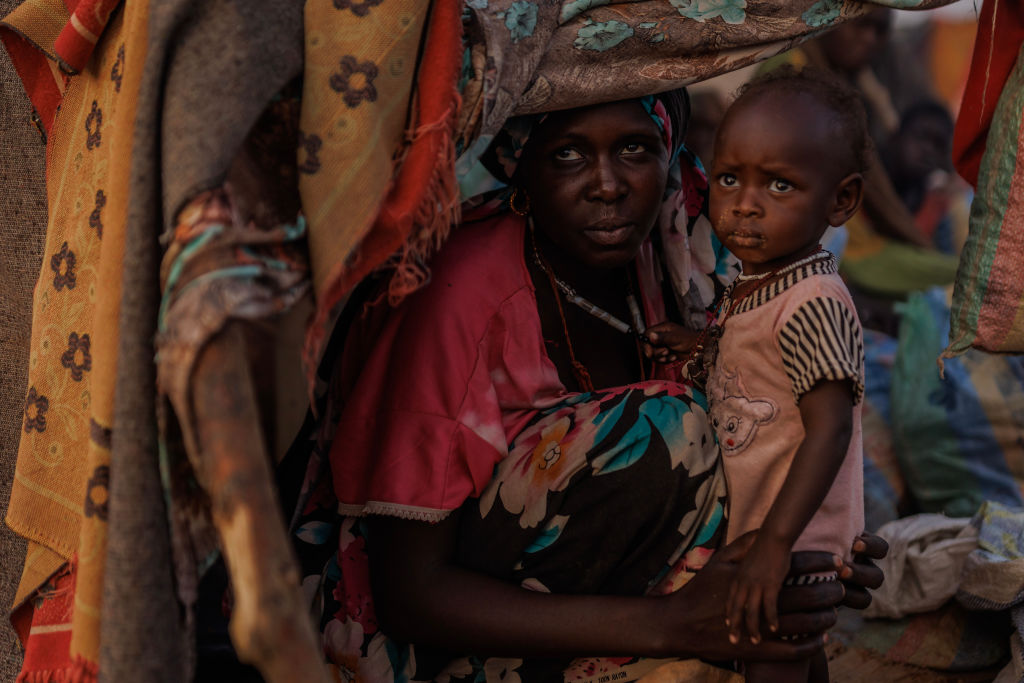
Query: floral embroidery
[
  {"left": 333, "top": 0, "right": 384, "bottom": 16},
  {"left": 479, "top": 400, "right": 600, "bottom": 528},
  {"left": 110, "top": 44, "right": 125, "bottom": 92},
  {"left": 60, "top": 332, "right": 93, "bottom": 381},
  {"left": 85, "top": 100, "right": 102, "bottom": 150},
  {"left": 801, "top": 0, "right": 842, "bottom": 26},
  {"left": 51, "top": 242, "right": 77, "bottom": 291},
  {"left": 500, "top": 1, "right": 538, "bottom": 44},
  {"left": 298, "top": 132, "right": 323, "bottom": 174},
  {"left": 573, "top": 19, "right": 634, "bottom": 52},
  {"left": 90, "top": 189, "right": 106, "bottom": 238},
  {"left": 84, "top": 465, "right": 110, "bottom": 520},
  {"left": 24, "top": 387, "right": 49, "bottom": 433},
  {"left": 670, "top": 0, "right": 747, "bottom": 24},
  {"left": 329, "top": 56, "right": 379, "bottom": 108}
]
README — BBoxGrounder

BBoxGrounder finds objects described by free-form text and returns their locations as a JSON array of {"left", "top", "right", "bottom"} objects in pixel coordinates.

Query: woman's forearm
[
  {"left": 367, "top": 515, "right": 840, "bottom": 663},
  {"left": 368, "top": 514, "right": 681, "bottom": 658}
]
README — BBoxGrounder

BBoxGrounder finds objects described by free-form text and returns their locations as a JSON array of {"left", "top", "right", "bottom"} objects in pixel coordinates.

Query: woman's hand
[
  {"left": 658, "top": 534, "right": 843, "bottom": 663},
  {"left": 787, "top": 532, "right": 888, "bottom": 611},
  {"left": 839, "top": 532, "right": 887, "bottom": 609},
  {"left": 368, "top": 518, "right": 844, "bottom": 663}
]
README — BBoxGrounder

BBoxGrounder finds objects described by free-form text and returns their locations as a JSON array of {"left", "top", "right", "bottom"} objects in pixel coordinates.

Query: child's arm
[
  {"left": 726, "top": 379, "right": 855, "bottom": 644},
  {"left": 643, "top": 322, "right": 700, "bottom": 363}
]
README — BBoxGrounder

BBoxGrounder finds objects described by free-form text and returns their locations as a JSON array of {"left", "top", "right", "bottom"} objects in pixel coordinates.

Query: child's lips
[{"left": 726, "top": 231, "right": 765, "bottom": 249}]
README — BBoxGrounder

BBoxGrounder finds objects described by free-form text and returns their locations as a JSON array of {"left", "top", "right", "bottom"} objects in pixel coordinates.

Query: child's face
[{"left": 708, "top": 92, "right": 862, "bottom": 275}]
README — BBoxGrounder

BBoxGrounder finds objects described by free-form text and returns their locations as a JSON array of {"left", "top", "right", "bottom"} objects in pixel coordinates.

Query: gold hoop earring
[{"left": 509, "top": 187, "right": 531, "bottom": 216}]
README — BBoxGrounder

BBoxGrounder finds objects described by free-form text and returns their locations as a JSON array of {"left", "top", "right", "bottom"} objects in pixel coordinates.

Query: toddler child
[{"left": 646, "top": 67, "right": 866, "bottom": 682}]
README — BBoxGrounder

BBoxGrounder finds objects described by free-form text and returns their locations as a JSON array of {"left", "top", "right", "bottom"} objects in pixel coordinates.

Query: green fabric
[
  {"left": 840, "top": 241, "right": 958, "bottom": 298},
  {"left": 947, "top": 43, "right": 1024, "bottom": 355}
]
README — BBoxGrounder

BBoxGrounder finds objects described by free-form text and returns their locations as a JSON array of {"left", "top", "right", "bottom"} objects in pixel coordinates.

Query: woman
[{"left": 291, "top": 92, "right": 886, "bottom": 683}]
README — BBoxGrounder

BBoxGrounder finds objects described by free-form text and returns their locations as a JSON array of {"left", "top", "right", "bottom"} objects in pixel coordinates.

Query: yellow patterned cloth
[
  {"left": 299, "top": 0, "right": 463, "bottom": 375},
  {"left": 4, "top": 0, "right": 147, "bottom": 670},
  {"left": 299, "top": 0, "right": 427, "bottom": 298}
]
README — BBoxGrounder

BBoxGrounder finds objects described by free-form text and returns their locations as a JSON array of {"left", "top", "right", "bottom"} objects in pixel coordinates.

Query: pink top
[
  {"left": 709, "top": 256, "right": 865, "bottom": 558},
  {"left": 328, "top": 212, "right": 682, "bottom": 521}
]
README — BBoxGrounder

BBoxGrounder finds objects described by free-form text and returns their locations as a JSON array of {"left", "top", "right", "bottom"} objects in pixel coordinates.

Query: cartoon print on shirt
[{"left": 708, "top": 366, "right": 777, "bottom": 455}]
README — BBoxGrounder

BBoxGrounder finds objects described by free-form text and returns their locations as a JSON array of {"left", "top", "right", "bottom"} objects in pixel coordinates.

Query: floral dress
[{"left": 288, "top": 213, "right": 732, "bottom": 683}]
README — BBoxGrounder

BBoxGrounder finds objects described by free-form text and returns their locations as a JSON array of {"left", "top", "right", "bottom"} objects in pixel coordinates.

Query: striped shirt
[
  {"left": 718, "top": 254, "right": 865, "bottom": 404},
  {"left": 710, "top": 253, "right": 865, "bottom": 555}
]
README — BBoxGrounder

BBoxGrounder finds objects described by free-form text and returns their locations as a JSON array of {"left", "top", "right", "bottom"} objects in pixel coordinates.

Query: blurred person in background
[{"left": 883, "top": 100, "right": 971, "bottom": 256}]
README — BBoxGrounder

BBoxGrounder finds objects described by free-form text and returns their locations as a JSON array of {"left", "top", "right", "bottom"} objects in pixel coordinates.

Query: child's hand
[
  {"left": 725, "top": 532, "right": 791, "bottom": 644},
  {"left": 643, "top": 322, "right": 699, "bottom": 364}
]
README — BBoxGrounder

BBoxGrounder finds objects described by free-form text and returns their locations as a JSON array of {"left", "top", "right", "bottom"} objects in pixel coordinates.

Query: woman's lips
[{"left": 584, "top": 224, "right": 634, "bottom": 246}]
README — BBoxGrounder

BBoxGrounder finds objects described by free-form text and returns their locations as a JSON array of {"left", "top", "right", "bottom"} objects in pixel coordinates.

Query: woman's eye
[
  {"left": 621, "top": 143, "right": 646, "bottom": 155},
  {"left": 554, "top": 147, "right": 583, "bottom": 161},
  {"left": 769, "top": 178, "right": 794, "bottom": 192},
  {"left": 717, "top": 174, "right": 737, "bottom": 187}
]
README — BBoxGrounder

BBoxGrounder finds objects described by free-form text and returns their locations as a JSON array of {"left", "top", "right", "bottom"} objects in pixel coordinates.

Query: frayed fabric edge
[{"left": 17, "top": 656, "right": 98, "bottom": 683}]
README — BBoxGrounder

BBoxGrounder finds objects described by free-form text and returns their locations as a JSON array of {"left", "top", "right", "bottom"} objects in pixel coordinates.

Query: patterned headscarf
[
  {"left": 473, "top": 90, "right": 689, "bottom": 189},
  {"left": 460, "top": 90, "right": 738, "bottom": 331}
]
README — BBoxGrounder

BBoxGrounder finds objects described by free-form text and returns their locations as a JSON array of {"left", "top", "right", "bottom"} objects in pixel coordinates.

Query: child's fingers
[
  {"left": 653, "top": 349, "right": 677, "bottom": 365},
  {"left": 645, "top": 323, "right": 699, "bottom": 353},
  {"left": 745, "top": 587, "right": 762, "bottom": 643}
]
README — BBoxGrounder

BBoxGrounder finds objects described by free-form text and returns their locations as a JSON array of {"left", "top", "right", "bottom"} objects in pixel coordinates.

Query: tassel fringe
[
  {"left": 304, "top": 0, "right": 464, "bottom": 386},
  {"left": 17, "top": 657, "right": 98, "bottom": 683}
]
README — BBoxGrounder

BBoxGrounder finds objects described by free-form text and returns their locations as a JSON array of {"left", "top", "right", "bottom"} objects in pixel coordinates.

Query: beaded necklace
[
  {"left": 674, "top": 247, "right": 831, "bottom": 386},
  {"left": 529, "top": 223, "right": 648, "bottom": 391},
  {"left": 733, "top": 248, "right": 832, "bottom": 283}
]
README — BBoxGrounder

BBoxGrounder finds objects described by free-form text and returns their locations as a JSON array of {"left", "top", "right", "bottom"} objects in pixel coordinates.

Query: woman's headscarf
[{"left": 458, "top": 90, "right": 738, "bottom": 330}]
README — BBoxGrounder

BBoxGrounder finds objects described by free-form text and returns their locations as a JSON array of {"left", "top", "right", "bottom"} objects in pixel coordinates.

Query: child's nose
[{"left": 733, "top": 186, "right": 762, "bottom": 217}]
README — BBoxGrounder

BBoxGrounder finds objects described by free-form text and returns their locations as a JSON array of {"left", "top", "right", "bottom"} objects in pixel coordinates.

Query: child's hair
[{"left": 731, "top": 65, "right": 872, "bottom": 176}]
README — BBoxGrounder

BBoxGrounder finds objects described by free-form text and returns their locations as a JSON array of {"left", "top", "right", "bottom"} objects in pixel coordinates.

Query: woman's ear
[{"left": 827, "top": 172, "right": 864, "bottom": 227}]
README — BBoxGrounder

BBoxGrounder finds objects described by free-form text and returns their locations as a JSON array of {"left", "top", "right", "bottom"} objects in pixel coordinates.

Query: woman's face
[{"left": 517, "top": 101, "right": 670, "bottom": 269}]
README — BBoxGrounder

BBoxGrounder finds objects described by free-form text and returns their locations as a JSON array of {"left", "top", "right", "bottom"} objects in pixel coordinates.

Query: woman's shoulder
[{"left": 422, "top": 212, "right": 532, "bottom": 308}]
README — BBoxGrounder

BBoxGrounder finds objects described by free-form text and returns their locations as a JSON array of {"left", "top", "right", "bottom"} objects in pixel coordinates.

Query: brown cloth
[{"left": 100, "top": 1, "right": 303, "bottom": 680}]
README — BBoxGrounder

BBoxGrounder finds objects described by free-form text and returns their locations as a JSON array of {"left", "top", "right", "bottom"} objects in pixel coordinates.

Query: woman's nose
[{"left": 586, "top": 156, "right": 627, "bottom": 202}]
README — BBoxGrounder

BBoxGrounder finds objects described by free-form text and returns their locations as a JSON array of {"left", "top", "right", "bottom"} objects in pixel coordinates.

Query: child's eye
[
  {"left": 769, "top": 178, "right": 794, "bottom": 193},
  {"left": 717, "top": 174, "right": 738, "bottom": 187},
  {"left": 554, "top": 147, "right": 583, "bottom": 161},
  {"left": 621, "top": 142, "right": 647, "bottom": 155}
]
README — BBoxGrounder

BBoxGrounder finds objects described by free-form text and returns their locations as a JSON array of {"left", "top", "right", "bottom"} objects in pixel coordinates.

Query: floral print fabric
[
  {"left": 456, "top": 0, "right": 955, "bottom": 156},
  {"left": 286, "top": 211, "right": 729, "bottom": 682},
  {"left": 304, "top": 383, "right": 725, "bottom": 683}
]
